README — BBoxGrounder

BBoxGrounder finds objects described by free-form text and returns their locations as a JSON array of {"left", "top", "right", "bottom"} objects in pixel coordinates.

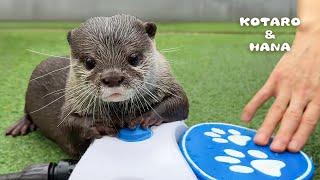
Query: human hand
[{"left": 241, "top": 27, "right": 320, "bottom": 152}]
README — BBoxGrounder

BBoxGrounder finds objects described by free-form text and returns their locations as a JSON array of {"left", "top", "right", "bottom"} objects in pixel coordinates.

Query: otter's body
[
  {"left": 6, "top": 15, "right": 189, "bottom": 157},
  {"left": 24, "top": 57, "right": 70, "bottom": 151}
]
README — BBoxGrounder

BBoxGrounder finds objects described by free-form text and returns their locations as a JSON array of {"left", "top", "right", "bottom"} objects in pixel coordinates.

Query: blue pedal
[{"left": 179, "top": 123, "right": 314, "bottom": 180}]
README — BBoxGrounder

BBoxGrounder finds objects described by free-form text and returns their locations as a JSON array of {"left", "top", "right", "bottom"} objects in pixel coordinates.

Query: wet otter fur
[{"left": 6, "top": 14, "right": 189, "bottom": 157}]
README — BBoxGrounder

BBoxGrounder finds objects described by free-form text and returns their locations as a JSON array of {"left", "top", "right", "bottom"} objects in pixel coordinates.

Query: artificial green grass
[{"left": 0, "top": 22, "right": 318, "bottom": 178}]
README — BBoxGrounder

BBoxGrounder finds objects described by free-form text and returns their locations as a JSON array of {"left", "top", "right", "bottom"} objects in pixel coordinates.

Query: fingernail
[
  {"left": 288, "top": 140, "right": 299, "bottom": 151},
  {"left": 254, "top": 133, "right": 262, "bottom": 140},
  {"left": 271, "top": 139, "right": 285, "bottom": 151},
  {"left": 241, "top": 113, "right": 251, "bottom": 122},
  {"left": 254, "top": 133, "right": 267, "bottom": 145}
]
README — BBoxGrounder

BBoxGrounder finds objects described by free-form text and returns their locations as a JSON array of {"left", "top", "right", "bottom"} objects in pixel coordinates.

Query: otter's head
[{"left": 67, "top": 15, "right": 158, "bottom": 102}]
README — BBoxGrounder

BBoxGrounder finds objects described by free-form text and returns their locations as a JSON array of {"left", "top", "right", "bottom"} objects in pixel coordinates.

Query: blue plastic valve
[{"left": 118, "top": 126, "right": 152, "bottom": 142}]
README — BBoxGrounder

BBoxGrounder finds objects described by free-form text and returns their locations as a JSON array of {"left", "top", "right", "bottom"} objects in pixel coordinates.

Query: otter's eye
[
  {"left": 84, "top": 57, "right": 96, "bottom": 70},
  {"left": 128, "top": 53, "right": 141, "bottom": 66}
]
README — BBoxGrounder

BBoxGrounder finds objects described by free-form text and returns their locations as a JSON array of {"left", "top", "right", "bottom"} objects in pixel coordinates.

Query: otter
[{"left": 5, "top": 14, "right": 189, "bottom": 157}]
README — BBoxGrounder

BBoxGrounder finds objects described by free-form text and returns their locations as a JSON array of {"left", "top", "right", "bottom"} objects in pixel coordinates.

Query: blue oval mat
[{"left": 179, "top": 123, "right": 314, "bottom": 180}]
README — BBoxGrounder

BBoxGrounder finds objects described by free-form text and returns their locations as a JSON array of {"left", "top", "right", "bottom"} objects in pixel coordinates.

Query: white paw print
[
  {"left": 204, "top": 128, "right": 251, "bottom": 146},
  {"left": 214, "top": 149, "right": 286, "bottom": 177}
]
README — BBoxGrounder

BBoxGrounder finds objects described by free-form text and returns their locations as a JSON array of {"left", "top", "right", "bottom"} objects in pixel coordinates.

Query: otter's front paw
[
  {"left": 95, "top": 123, "right": 118, "bottom": 137},
  {"left": 128, "top": 111, "right": 164, "bottom": 129},
  {"left": 80, "top": 127, "right": 102, "bottom": 140},
  {"left": 81, "top": 124, "right": 117, "bottom": 140}
]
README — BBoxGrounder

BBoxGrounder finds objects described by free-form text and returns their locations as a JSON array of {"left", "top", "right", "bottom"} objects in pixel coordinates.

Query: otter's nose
[{"left": 101, "top": 72, "right": 125, "bottom": 87}]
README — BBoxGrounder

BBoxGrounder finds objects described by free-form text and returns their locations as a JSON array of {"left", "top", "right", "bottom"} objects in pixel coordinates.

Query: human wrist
[
  {"left": 296, "top": 18, "right": 320, "bottom": 36},
  {"left": 291, "top": 20, "right": 320, "bottom": 51}
]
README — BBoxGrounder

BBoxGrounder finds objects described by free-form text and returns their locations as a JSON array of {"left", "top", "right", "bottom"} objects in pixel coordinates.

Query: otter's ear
[
  {"left": 67, "top": 30, "right": 73, "bottom": 45},
  {"left": 144, "top": 22, "right": 157, "bottom": 39}
]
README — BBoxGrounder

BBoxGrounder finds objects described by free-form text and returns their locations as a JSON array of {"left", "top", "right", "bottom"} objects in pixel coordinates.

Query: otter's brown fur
[{"left": 6, "top": 15, "right": 189, "bottom": 157}]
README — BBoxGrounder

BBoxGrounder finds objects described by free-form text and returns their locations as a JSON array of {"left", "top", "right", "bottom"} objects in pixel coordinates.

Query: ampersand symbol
[{"left": 265, "top": 30, "right": 275, "bottom": 39}]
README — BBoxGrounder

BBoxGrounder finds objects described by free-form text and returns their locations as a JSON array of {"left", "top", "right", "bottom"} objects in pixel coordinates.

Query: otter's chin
[
  {"left": 100, "top": 87, "right": 132, "bottom": 102},
  {"left": 103, "top": 93, "right": 126, "bottom": 102}
]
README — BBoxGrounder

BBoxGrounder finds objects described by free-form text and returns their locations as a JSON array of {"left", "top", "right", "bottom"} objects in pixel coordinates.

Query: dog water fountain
[{"left": 69, "top": 121, "right": 314, "bottom": 180}]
